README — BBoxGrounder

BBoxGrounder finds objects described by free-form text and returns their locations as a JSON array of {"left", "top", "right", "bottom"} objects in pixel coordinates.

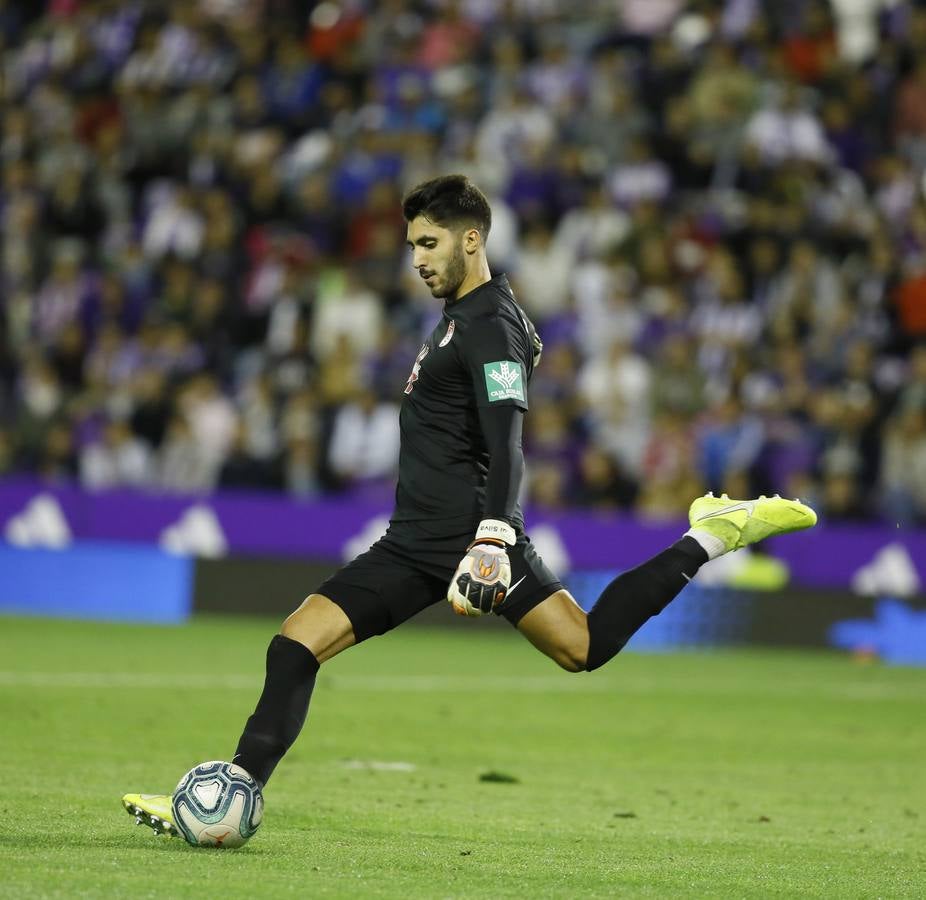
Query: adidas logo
[
  {"left": 4, "top": 494, "right": 72, "bottom": 548},
  {"left": 851, "top": 543, "right": 921, "bottom": 598},
  {"left": 343, "top": 515, "right": 390, "bottom": 561},
  {"left": 528, "top": 523, "right": 571, "bottom": 574},
  {"left": 159, "top": 504, "right": 228, "bottom": 558}
]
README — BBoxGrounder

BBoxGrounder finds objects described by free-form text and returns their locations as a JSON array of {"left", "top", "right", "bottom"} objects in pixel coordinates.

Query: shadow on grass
[{"left": 0, "top": 831, "right": 272, "bottom": 856}]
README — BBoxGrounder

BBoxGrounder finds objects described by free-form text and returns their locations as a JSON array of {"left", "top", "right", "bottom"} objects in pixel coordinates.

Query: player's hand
[{"left": 448, "top": 542, "right": 512, "bottom": 617}]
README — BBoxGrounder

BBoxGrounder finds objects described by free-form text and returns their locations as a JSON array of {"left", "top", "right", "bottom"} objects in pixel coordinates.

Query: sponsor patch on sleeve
[{"left": 482, "top": 361, "right": 525, "bottom": 402}]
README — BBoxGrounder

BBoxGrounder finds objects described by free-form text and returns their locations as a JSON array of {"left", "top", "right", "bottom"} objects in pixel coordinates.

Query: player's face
[{"left": 406, "top": 216, "right": 467, "bottom": 300}]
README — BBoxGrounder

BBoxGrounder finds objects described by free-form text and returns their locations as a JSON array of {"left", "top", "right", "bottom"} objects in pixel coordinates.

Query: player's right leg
[
  {"left": 121, "top": 793, "right": 179, "bottom": 836},
  {"left": 122, "top": 537, "right": 446, "bottom": 839},
  {"left": 231, "top": 593, "right": 355, "bottom": 785},
  {"left": 123, "top": 593, "right": 354, "bottom": 837},
  {"left": 279, "top": 593, "right": 357, "bottom": 662},
  {"left": 225, "top": 542, "right": 448, "bottom": 792}
]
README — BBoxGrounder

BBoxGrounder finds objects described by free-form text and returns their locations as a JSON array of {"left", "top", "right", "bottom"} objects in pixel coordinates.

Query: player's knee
[
  {"left": 279, "top": 611, "right": 305, "bottom": 641},
  {"left": 280, "top": 600, "right": 308, "bottom": 634},
  {"left": 279, "top": 593, "right": 356, "bottom": 664},
  {"left": 279, "top": 604, "right": 325, "bottom": 646},
  {"left": 555, "top": 656, "right": 584, "bottom": 673},
  {"left": 552, "top": 641, "right": 588, "bottom": 673}
]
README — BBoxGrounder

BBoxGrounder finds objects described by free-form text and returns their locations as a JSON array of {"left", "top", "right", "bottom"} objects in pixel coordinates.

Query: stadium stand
[{"left": 2, "top": 0, "right": 926, "bottom": 524}]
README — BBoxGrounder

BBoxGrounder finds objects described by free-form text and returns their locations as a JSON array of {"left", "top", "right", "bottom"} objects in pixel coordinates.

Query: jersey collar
[{"left": 443, "top": 273, "right": 510, "bottom": 312}]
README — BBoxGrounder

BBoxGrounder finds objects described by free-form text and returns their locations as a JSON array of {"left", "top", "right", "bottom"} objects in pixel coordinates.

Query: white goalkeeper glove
[{"left": 447, "top": 519, "right": 515, "bottom": 617}]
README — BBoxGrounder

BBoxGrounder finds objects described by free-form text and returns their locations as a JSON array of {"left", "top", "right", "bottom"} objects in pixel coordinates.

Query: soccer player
[{"left": 123, "top": 175, "right": 816, "bottom": 837}]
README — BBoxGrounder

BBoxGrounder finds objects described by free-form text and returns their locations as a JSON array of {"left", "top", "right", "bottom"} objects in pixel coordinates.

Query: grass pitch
[{"left": 0, "top": 615, "right": 923, "bottom": 899}]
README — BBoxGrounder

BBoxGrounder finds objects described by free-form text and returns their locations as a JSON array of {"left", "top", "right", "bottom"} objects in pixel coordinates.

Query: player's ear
[{"left": 463, "top": 227, "right": 482, "bottom": 255}]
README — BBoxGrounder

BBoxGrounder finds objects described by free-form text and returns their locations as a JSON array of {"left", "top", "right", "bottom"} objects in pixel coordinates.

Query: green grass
[{"left": 0, "top": 615, "right": 924, "bottom": 899}]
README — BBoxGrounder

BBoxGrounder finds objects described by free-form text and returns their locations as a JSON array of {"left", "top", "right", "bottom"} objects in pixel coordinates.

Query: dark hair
[{"left": 402, "top": 174, "right": 491, "bottom": 237}]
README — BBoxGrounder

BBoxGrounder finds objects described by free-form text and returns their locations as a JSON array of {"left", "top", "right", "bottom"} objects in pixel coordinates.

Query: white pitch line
[
  {"left": 0, "top": 671, "right": 920, "bottom": 700},
  {"left": 341, "top": 759, "right": 417, "bottom": 772},
  {"left": 0, "top": 671, "right": 612, "bottom": 693},
  {"left": 328, "top": 674, "right": 617, "bottom": 693},
  {"left": 0, "top": 671, "right": 260, "bottom": 689}
]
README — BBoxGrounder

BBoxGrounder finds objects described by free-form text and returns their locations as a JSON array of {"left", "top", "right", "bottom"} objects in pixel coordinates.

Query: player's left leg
[
  {"left": 514, "top": 533, "right": 704, "bottom": 673},
  {"left": 513, "top": 493, "right": 817, "bottom": 672},
  {"left": 504, "top": 517, "right": 713, "bottom": 672},
  {"left": 515, "top": 588, "right": 589, "bottom": 672}
]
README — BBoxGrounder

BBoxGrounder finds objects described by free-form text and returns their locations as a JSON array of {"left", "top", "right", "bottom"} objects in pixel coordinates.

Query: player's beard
[{"left": 431, "top": 244, "right": 467, "bottom": 300}]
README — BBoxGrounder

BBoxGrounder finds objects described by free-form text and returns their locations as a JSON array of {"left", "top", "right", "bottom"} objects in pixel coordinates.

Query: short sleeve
[{"left": 457, "top": 314, "right": 530, "bottom": 410}]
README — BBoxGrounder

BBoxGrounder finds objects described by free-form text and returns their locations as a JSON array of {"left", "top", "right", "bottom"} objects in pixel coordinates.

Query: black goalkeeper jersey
[{"left": 392, "top": 274, "right": 537, "bottom": 529}]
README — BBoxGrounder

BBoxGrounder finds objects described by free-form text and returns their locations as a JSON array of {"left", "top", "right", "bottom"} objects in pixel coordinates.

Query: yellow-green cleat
[
  {"left": 122, "top": 793, "right": 179, "bottom": 838},
  {"left": 688, "top": 492, "right": 817, "bottom": 554}
]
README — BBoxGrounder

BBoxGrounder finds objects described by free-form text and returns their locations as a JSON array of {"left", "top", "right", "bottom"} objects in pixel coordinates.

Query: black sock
[
  {"left": 233, "top": 634, "right": 320, "bottom": 787},
  {"left": 585, "top": 536, "right": 708, "bottom": 671}
]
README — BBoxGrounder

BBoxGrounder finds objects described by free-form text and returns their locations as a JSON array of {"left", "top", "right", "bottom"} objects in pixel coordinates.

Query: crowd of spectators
[{"left": 2, "top": 0, "right": 926, "bottom": 524}]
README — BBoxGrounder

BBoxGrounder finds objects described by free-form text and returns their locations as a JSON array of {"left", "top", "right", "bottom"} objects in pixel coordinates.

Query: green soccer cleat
[
  {"left": 688, "top": 492, "right": 817, "bottom": 554},
  {"left": 122, "top": 793, "right": 179, "bottom": 838}
]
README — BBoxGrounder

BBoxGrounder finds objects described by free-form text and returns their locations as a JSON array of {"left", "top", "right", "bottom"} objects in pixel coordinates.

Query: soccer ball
[{"left": 171, "top": 761, "right": 263, "bottom": 848}]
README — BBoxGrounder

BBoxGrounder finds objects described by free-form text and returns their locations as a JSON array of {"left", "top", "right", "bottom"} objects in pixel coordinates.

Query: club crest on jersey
[
  {"left": 438, "top": 320, "right": 455, "bottom": 347},
  {"left": 483, "top": 360, "right": 525, "bottom": 402}
]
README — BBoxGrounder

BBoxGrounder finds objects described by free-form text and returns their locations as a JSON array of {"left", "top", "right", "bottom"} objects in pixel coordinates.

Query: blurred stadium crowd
[{"left": 2, "top": 0, "right": 926, "bottom": 523}]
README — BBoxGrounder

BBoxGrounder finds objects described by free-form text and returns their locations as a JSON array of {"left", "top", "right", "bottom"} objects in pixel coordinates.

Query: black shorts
[{"left": 315, "top": 520, "right": 563, "bottom": 643}]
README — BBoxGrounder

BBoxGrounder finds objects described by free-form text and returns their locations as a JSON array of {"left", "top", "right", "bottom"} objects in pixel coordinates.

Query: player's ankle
[{"left": 684, "top": 524, "right": 736, "bottom": 560}]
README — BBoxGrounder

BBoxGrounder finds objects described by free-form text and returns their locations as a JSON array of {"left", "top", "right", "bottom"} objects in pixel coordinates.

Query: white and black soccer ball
[{"left": 171, "top": 761, "right": 263, "bottom": 848}]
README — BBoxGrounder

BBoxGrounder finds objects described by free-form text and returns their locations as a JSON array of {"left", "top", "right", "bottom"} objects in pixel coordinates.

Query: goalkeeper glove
[{"left": 447, "top": 519, "right": 515, "bottom": 617}]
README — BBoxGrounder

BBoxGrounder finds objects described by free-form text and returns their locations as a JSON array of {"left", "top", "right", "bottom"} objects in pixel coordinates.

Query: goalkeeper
[{"left": 124, "top": 175, "right": 816, "bottom": 834}]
